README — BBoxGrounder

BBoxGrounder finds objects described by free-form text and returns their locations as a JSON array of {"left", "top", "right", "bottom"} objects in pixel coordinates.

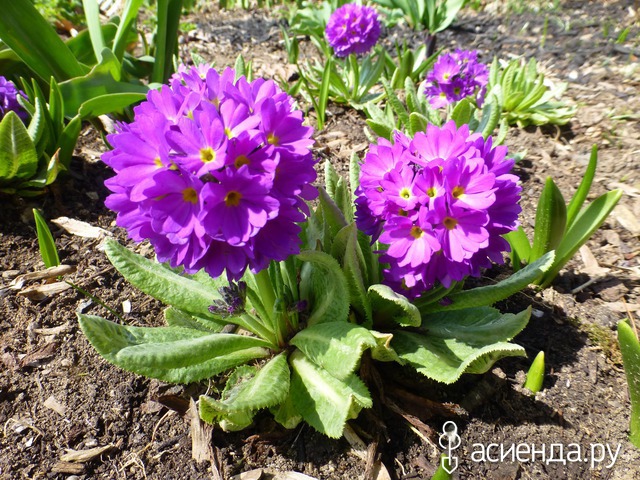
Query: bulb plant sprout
[{"left": 79, "top": 63, "right": 557, "bottom": 439}]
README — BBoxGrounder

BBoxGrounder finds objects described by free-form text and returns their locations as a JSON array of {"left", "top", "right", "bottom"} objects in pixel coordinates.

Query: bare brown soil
[{"left": 2, "top": 1, "right": 640, "bottom": 479}]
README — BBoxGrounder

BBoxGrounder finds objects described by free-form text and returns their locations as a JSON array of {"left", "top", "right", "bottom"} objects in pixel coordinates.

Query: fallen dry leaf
[
  {"left": 60, "top": 444, "right": 114, "bottom": 462},
  {"left": 17, "top": 281, "right": 72, "bottom": 301},
  {"left": 44, "top": 395, "right": 67, "bottom": 417},
  {"left": 51, "top": 217, "right": 111, "bottom": 238}
]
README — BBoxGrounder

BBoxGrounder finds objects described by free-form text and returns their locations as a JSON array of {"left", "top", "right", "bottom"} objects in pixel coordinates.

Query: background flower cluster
[
  {"left": 355, "top": 121, "right": 521, "bottom": 298},
  {"left": 103, "top": 65, "right": 317, "bottom": 280},
  {"left": 424, "top": 49, "right": 489, "bottom": 109}
]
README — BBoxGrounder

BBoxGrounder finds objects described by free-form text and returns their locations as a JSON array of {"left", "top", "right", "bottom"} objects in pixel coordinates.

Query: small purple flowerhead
[
  {"left": 0, "top": 76, "right": 29, "bottom": 122},
  {"left": 424, "top": 49, "right": 489, "bottom": 109},
  {"left": 103, "top": 65, "right": 317, "bottom": 281},
  {"left": 355, "top": 121, "right": 521, "bottom": 298},
  {"left": 325, "top": 3, "right": 381, "bottom": 58}
]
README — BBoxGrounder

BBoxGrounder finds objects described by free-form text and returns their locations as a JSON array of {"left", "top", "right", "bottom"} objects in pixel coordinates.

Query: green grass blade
[
  {"left": 618, "top": 320, "right": 640, "bottom": 448},
  {"left": 33, "top": 208, "right": 60, "bottom": 268},
  {"left": 151, "top": 0, "right": 183, "bottom": 84},
  {"left": 113, "top": 0, "right": 145, "bottom": 61}
]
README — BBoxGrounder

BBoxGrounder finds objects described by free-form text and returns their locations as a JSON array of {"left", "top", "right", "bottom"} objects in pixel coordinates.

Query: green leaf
[
  {"left": 409, "top": 112, "right": 428, "bottom": 137},
  {"left": 0, "top": 0, "right": 87, "bottom": 81},
  {"left": 78, "top": 314, "right": 271, "bottom": 383},
  {"left": 271, "top": 388, "right": 303, "bottom": 430},
  {"left": 530, "top": 177, "right": 567, "bottom": 262},
  {"left": 113, "top": 0, "right": 145, "bottom": 61},
  {"left": 566, "top": 145, "right": 598, "bottom": 229},
  {"left": 349, "top": 151, "right": 361, "bottom": 201},
  {"left": 152, "top": 0, "right": 182, "bottom": 84},
  {"left": 82, "top": 0, "right": 106, "bottom": 63},
  {"left": 504, "top": 226, "right": 531, "bottom": 268},
  {"left": 291, "top": 322, "right": 376, "bottom": 380},
  {"left": 392, "top": 307, "right": 530, "bottom": 383},
  {"left": 33, "top": 208, "right": 60, "bottom": 268},
  {"left": 538, "top": 189, "right": 622, "bottom": 288},
  {"left": 199, "top": 353, "right": 290, "bottom": 425},
  {"left": 331, "top": 223, "right": 371, "bottom": 323},
  {"left": 103, "top": 238, "right": 226, "bottom": 328},
  {"left": 419, "top": 252, "right": 554, "bottom": 314},
  {"left": 164, "top": 307, "right": 220, "bottom": 332},
  {"left": 78, "top": 93, "right": 147, "bottom": 119},
  {"left": 58, "top": 115, "right": 83, "bottom": 168},
  {"left": 289, "top": 350, "right": 372, "bottom": 438},
  {"left": 368, "top": 284, "right": 421, "bottom": 327},
  {"left": 0, "top": 111, "right": 38, "bottom": 183},
  {"left": 477, "top": 94, "right": 501, "bottom": 139},
  {"left": 298, "top": 250, "right": 350, "bottom": 326},
  {"left": 618, "top": 320, "right": 640, "bottom": 448},
  {"left": 58, "top": 52, "right": 149, "bottom": 117},
  {"left": 382, "top": 78, "right": 409, "bottom": 127},
  {"left": 523, "top": 351, "right": 545, "bottom": 393},
  {"left": 450, "top": 98, "right": 473, "bottom": 127}
]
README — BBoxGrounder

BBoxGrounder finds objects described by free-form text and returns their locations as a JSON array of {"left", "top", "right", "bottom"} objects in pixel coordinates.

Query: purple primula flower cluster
[
  {"left": 102, "top": 65, "right": 317, "bottom": 280},
  {"left": 0, "top": 76, "right": 29, "bottom": 122},
  {"left": 325, "top": 3, "right": 381, "bottom": 58},
  {"left": 355, "top": 121, "right": 521, "bottom": 298},
  {"left": 424, "top": 49, "right": 489, "bottom": 109}
]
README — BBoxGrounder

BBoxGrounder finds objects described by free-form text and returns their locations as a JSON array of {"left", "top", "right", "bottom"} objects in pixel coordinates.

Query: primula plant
[{"left": 79, "top": 64, "right": 555, "bottom": 438}]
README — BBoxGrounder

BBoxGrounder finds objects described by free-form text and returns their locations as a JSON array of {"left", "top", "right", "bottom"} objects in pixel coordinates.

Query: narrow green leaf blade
[
  {"left": 566, "top": 145, "right": 598, "bottom": 229},
  {"left": 530, "top": 177, "right": 567, "bottom": 262},
  {"left": 618, "top": 320, "right": 640, "bottom": 447},
  {"left": 33, "top": 208, "right": 60, "bottom": 268},
  {"left": 368, "top": 284, "right": 421, "bottom": 327}
]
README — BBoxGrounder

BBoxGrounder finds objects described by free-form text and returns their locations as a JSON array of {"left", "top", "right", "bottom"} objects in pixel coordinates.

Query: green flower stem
[
  {"left": 348, "top": 54, "right": 360, "bottom": 100},
  {"left": 253, "top": 268, "right": 286, "bottom": 346},
  {"left": 237, "top": 312, "right": 278, "bottom": 349}
]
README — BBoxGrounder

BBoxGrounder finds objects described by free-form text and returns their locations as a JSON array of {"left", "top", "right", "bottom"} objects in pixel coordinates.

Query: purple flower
[
  {"left": 325, "top": 3, "right": 381, "bottom": 58},
  {"left": 0, "top": 76, "right": 29, "bottom": 122},
  {"left": 103, "top": 65, "right": 317, "bottom": 280},
  {"left": 356, "top": 121, "right": 521, "bottom": 298},
  {"left": 424, "top": 49, "right": 489, "bottom": 109}
]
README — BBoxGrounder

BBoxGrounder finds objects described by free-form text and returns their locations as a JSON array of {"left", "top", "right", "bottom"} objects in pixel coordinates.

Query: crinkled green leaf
[
  {"left": 368, "top": 284, "right": 421, "bottom": 327},
  {"left": 298, "top": 250, "right": 350, "bottom": 326},
  {"left": 164, "top": 307, "right": 220, "bottom": 332},
  {"left": 391, "top": 307, "right": 530, "bottom": 383},
  {"left": 104, "top": 238, "right": 226, "bottom": 329},
  {"left": 199, "top": 353, "right": 290, "bottom": 428},
  {"left": 420, "top": 252, "right": 554, "bottom": 314},
  {"left": 78, "top": 314, "right": 271, "bottom": 383},
  {"left": 291, "top": 322, "right": 376, "bottom": 380},
  {"left": 289, "top": 350, "right": 372, "bottom": 438}
]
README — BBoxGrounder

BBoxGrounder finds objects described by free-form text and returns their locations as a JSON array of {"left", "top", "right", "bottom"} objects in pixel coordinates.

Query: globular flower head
[
  {"left": 356, "top": 121, "right": 521, "bottom": 298},
  {"left": 424, "top": 49, "right": 489, "bottom": 109},
  {"left": 325, "top": 3, "right": 381, "bottom": 58},
  {"left": 103, "top": 65, "right": 317, "bottom": 281},
  {"left": 0, "top": 76, "right": 29, "bottom": 122}
]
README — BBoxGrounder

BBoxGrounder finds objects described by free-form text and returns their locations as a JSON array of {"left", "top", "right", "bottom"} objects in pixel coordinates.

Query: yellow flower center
[
  {"left": 153, "top": 157, "right": 163, "bottom": 167},
  {"left": 267, "top": 133, "right": 279, "bottom": 146},
  {"left": 224, "top": 190, "right": 242, "bottom": 207},
  {"left": 182, "top": 187, "right": 198, "bottom": 204},
  {"left": 399, "top": 187, "right": 411, "bottom": 200},
  {"left": 234, "top": 155, "right": 250, "bottom": 168},
  {"left": 427, "top": 187, "right": 437, "bottom": 198},
  {"left": 452, "top": 186, "right": 465, "bottom": 198},
  {"left": 200, "top": 147, "right": 215, "bottom": 163},
  {"left": 225, "top": 127, "right": 233, "bottom": 139},
  {"left": 443, "top": 217, "right": 458, "bottom": 230},
  {"left": 410, "top": 226, "right": 424, "bottom": 239}
]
